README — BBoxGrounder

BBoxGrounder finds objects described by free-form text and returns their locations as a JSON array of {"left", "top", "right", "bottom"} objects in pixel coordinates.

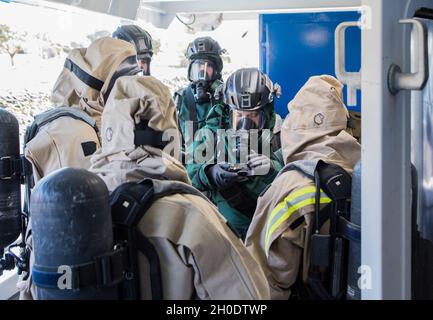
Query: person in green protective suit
[
  {"left": 186, "top": 68, "right": 284, "bottom": 239},
  {"left": 174, "top": 36, "right": 226, "bottom": 155}
]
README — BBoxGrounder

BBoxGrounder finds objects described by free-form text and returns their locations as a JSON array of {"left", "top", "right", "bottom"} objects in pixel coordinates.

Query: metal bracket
[
  {"left": 388, "top": 18, "right": 429, "bottom": 95},
  {"left": 335, "top": 21, "right": 362, "bottom": 107}
]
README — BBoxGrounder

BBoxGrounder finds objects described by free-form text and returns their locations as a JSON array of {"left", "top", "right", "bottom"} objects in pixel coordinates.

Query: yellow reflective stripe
[
  {"left": 264, "top": 186, "right": 318, "bottom": 251},
  {"left": 264, "top": 196, "right": 332, "bottom": 256},
  {"left": 266, "top": 186, "right": 317, "bottom": 225}
]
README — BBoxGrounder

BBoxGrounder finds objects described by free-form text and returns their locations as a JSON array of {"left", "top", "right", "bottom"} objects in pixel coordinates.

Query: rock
[{"left": 1, "top": 90, "right": 52, "bottom": 139}]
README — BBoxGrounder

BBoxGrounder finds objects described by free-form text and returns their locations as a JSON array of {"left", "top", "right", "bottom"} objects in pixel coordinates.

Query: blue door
[{"left": 260, "top": 11, "right": 361, "bottom": 117}]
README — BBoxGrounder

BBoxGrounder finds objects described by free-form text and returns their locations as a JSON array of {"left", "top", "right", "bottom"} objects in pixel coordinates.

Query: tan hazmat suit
[
  {"left": 24, "top": 37, "right": 139, "bottom": 183},
  {"left": 51, "top": 37, "right": 139, "bottom": 130},
  {"left": 18, "top": 38, "right": 140, "bottom": 299},
  {"left": 245, "top": 75, "right": 361, "bottom": 300},
  {"left": 90, "top": 75, "right": 270, "bottom": 300}
]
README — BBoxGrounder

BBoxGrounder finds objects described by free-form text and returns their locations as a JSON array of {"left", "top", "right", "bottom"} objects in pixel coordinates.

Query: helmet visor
[
  {"left": 232, "top": 109, "right": 265, "bottom": 130},
  {"left": 189, "top": 60, "right": 216, "bottom": 82}
]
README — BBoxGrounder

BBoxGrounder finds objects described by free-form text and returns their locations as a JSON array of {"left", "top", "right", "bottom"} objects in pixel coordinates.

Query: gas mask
[
  {"left": 193, "top": 80, "right": 211, "bottom": 103},
  {"left": 189, "top": 59, "right": 217, "bottom": 103},
  {"left": 232, "top": 109, "right": 266, "bottom": 130},
  {"left": 227, "top": 109, "right": 270, "bottom": 164}
]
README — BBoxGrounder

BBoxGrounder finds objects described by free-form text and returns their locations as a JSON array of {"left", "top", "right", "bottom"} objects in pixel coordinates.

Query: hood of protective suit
[
  {"left": 281, "top": 75, "right": 360, "bottom": 173},
  {"left": 90, "top": 75, "right": 189, "bottom": 191},
  {"left": 51, "top": 37, "right": 140, "bottom": 128}
]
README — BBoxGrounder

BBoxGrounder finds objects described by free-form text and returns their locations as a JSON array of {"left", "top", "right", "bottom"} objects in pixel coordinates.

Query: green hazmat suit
[
  {"left": 175, "top": 79, "right": 224, "bottom": 150},
  {"left": 185, "top": 100, "right": 283, "bottom": 239}
]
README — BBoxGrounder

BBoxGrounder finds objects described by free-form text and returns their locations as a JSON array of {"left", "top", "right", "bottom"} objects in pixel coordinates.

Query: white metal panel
[
  {"left": 361, "top": 0, "right": 432, "bottom": 300},
  {"left": 138, "top": 0, "right": 363, "bottom": 28},
  {"left": 0, "top": 272, "right": 19, "bottom": 300},
  {"left": 141, "top": 0, "right": 361, "bottom": 14},
  {"left": 41, "top": 0, "right": 362, "bottom": 28}
]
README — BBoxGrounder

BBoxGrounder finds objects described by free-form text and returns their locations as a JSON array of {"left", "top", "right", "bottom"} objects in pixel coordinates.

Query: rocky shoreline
[{"left": 0, "top": 90, "right": 52, "bottom": 140}]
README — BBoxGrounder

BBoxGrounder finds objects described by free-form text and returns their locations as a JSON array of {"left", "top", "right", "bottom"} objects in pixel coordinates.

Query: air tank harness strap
[
  {"left": 32, "top": 248, "right": 125, "bottom": 290},
  {"left": 0, "top": 155, "right": 32, "bottom": 180},
  {"left": 110, "top": 179, "right": 163, "bottom": 300},
  {"left": 307, "top": 160, "right": 353, "bottom": 300}
]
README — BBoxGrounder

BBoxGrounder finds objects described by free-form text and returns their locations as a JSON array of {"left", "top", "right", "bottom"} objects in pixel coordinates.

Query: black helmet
[
  {"left": 187, "top": 37, "right": 224, "bottom": 80},
  {"left": 225, "top": 68, "right": 281, "bottom": 130},
  {"left": 113, "top": 25, "right": 153, "bottom": 61},
  {"left": 224, "top": 68, "right": 280, "bottom": 111}
]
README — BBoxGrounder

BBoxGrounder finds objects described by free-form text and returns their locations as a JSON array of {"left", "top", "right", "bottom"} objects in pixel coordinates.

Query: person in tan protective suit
[
  {"left": 25, "top": 37, "right": 141, "bottom": 183},
  {"left": 89, "top": 75, "right": 270, "bottom": 300},
  {"left": 50, "top": 36, "right": 141, "bottom": 130},
  {"left": 17, "top": 37, "right": 142, "bottom": 299},
  {"left": 245, "top": 75, "right": 361, "bottom": 300}
]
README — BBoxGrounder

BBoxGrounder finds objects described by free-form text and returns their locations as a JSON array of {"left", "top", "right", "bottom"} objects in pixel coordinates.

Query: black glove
[
  {"left": 247, "top": 153, "right": 274, "bottom": 176},
  {"left": 206, "top": 163, "right": 243, "bottom": 189}
]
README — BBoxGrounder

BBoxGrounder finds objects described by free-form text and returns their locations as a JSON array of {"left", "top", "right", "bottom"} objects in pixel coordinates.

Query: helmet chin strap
[{"left": 193, "top": 80, "right": 211, "bottom": 103}]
